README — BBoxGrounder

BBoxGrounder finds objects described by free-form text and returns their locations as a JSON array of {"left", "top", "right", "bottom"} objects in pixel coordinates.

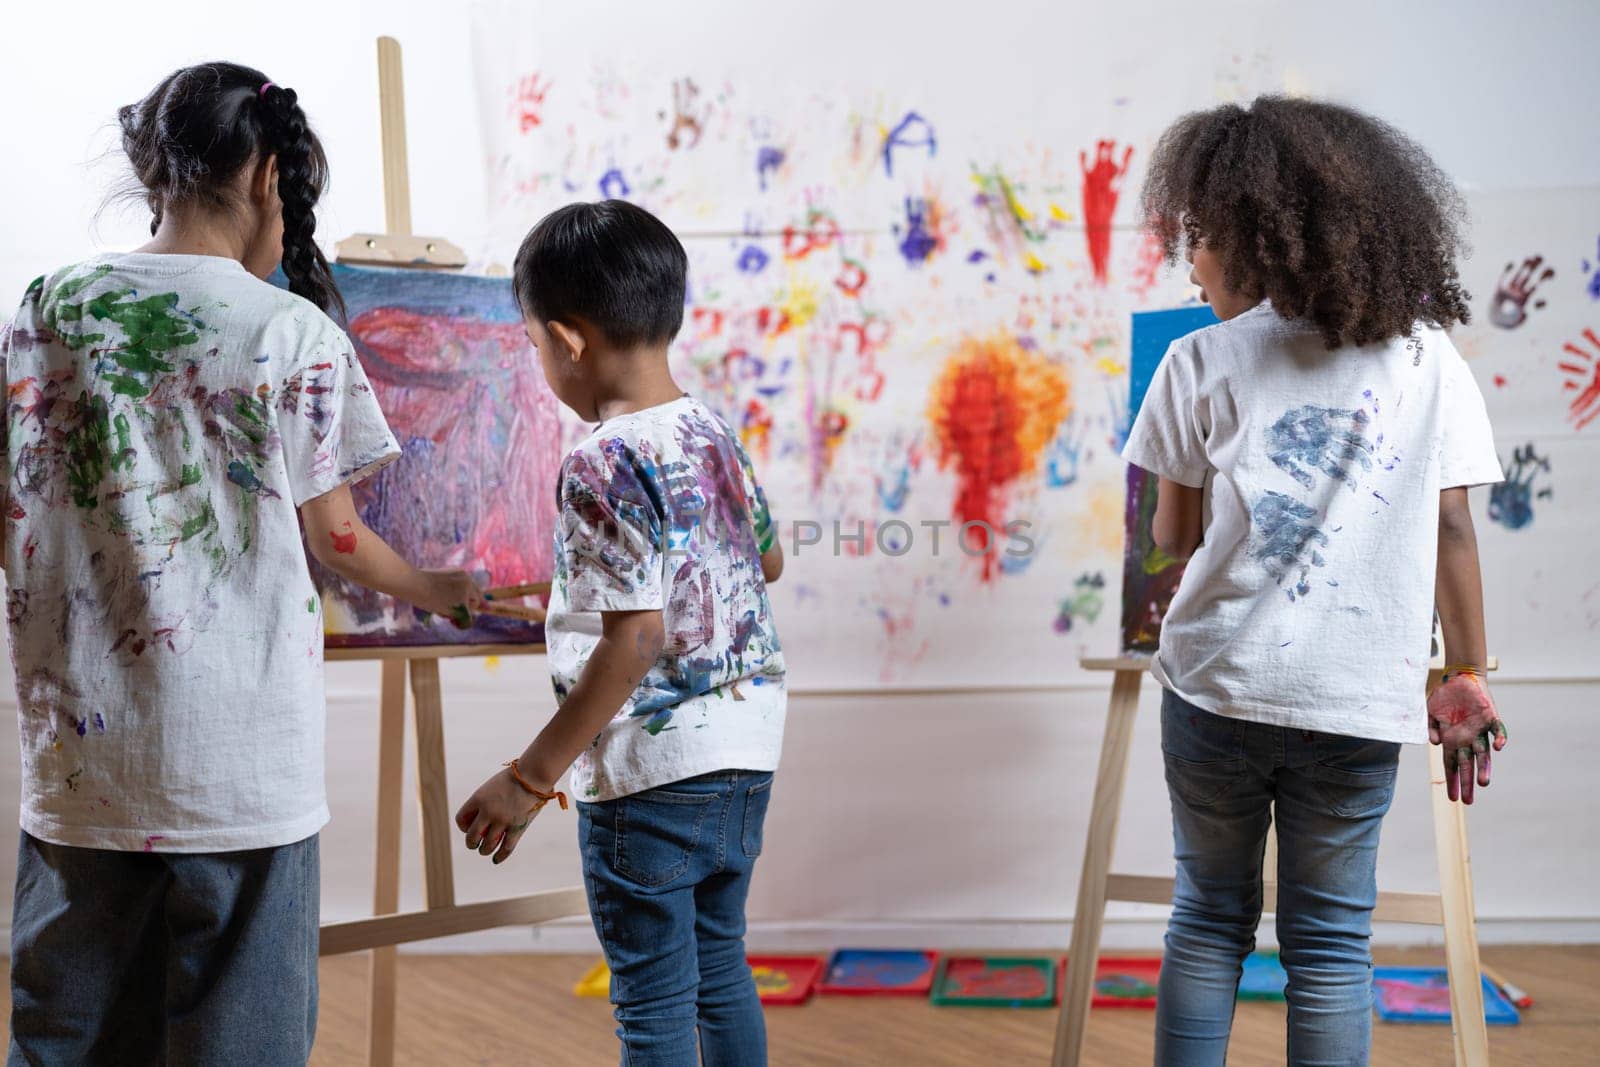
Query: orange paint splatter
[{"left": 928, "top": 335, "right": 1070, "bottom": 578}]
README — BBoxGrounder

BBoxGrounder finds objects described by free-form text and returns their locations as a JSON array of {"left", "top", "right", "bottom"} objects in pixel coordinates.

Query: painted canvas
[
  {"left": 747, "top": 956, "right": 826, "bottom": 1005},
  {"left": 1371, "top": 967, "right": 1520, "bottom": 1025},
  {"left": 930, "top": 956, "right": 1058, "bottom": 1008},
  {"left": 313, "top": 265, "right": 561, "bottom": 648},
  {"left": 1121, "top": 306, "right": 1219, "bottom": 652},
  {"left": 818, "top": 949, "right": 939, "bottom": 995}
]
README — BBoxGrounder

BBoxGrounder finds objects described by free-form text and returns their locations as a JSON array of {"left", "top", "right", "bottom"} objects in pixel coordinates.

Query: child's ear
[
  {"left": 250, "top": 153, "right": 279, "bottom": 209},
  {"left": 548, "top": 321, "right": 587, "bottom": 362}
]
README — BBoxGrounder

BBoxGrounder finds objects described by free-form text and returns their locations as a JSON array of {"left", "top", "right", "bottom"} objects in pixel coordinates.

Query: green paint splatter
[
  {"left": 63, "top": 392, "right": 112, "bottom": 509},
  {"left": 1143, "top": 543, "right": 1180, "bottom": 575},
  {"left": 111, "top": 412, "right": 136, "bottom": 471},
  {"left": 39, "top": 265, "right": 204, "bottom": 400},
  {"left": 39, "top": 264, "right": 115, "bottom": 340},
  {"left": 179, "top": 501, "right": 215, "bottom": 542},
  {"left": 84, "top": 290, "right": 195, "bottom": 399},
  {"left": 180, "top": 463, "right": 202, "bottom": 487},
  {"left": 307, "top": 597, "right": 317, "bottom": 614}
]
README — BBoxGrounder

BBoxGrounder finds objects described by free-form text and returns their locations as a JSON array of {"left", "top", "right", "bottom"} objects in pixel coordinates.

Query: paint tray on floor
[
  {"left": 930, "top": 956, "right": 1058, "bottom": 1008},
  {"left": 1092, "top": 956, "right": 1161, "bottom": 1009},
  {"left": 1238, "top": 950, "right": 1288, "bottom": 1001},
  {"left": 748, "top": 956, "right": 825, "bottom": 1006},
  {"left": 818, "top": 949, "right": 939, "bottom": 996},
  {"left": 574, "top": 959, "right": 610, "bottom": 998},
  {"left": 1372, "top": 967, "right": 1520, "bottom": 1025}
]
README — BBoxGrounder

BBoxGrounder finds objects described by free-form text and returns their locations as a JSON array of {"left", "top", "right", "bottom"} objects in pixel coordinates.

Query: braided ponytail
[
  {"left": 115, "top": 62, "right": 344, "bottom": 318},
  {"left": 257, "top": 85, "right": 345, "bottom": 319}
]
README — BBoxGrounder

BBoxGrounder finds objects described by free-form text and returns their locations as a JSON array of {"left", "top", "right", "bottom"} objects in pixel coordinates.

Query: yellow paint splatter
[
  {"left": 1049, "top": 202, "right": 1074, "bottom": 223},
  {"left": 1024, "top": 251, "right": 1048, "bottom": 274},
  {"left": 484, "top": 656, "right": 501, "bottom": 672},
  {"left": 776, "top": 278, "right": 820, "bottom": 332},
  {"left": 1076, "top": 481, "right": 1125, "bottom": 555}
]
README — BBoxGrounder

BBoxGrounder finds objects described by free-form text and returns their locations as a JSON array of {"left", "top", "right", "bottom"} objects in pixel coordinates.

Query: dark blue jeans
[
  {"left": 1157, "top": 692, "right": 1400, "bottom": 1067},
  {"left": 8, "top": 831, "right": 319, "bottom": 1066},
  {"left": 579, "top": 770, "right": 773, "bottom": 1067}
]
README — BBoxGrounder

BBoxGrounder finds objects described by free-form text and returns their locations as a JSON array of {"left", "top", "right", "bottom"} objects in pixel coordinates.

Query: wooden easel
[
  {"left": 313, "top": 38, "right": 589, "bottom": 1067},
  {"left": 1052, "top": 654, "right": 1494, "bottom": 1067}
]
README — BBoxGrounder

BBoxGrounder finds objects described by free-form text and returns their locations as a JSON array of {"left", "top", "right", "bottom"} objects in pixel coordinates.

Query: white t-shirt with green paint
[{"left": 1, "top": 253, "right": 398, "bottom": 852}]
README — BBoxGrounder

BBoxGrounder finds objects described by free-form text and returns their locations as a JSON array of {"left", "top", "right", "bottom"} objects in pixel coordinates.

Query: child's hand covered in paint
[
  {"left": 455, "top": 766, "right": 552, "bottom": 865},
  {"left": 411, "top": 569, "right": 486, "bottom": 628},
  {"left": 1427, "top": 671, "right": 1508, "bottom": 805}
]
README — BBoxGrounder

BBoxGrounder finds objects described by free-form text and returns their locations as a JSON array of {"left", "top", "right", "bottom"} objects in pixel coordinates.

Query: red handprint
[
  {"left": 509, "top": 73, "right": 551, "bottom": 135},
  {"left": 1559, "top": 327, "right": 1600, "bottom": 430},
  {"left": 1080, "top": 140, "right": 1134, "bottom": 286},
  {"left": 1488, "top": 255, "right": 1554, "bottom": 329}
]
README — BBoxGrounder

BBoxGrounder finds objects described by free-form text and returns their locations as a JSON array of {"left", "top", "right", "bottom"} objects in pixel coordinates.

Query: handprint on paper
[
  {"left": 1488, "top": 256, "right": 1554, "bottom": 329},
  {"left": 1486, "top": 443, "right": 1552, "bottom": 531},
  {"left": 1560, "top": 328, "right": 1600, "bottom": 431},
  {"left": 1080, "top": 140, "right": 1134, "bottom": 285}
]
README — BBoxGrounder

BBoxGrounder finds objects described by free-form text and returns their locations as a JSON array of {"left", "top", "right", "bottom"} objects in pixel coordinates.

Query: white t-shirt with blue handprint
[{"left": 1123, "top": 302, "right": 1502, "bottom": 743}]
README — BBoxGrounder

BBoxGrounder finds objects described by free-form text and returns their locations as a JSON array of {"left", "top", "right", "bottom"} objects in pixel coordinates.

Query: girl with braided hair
[{"left": 0, "top": 61, "right": 480, "bottom": 1063}]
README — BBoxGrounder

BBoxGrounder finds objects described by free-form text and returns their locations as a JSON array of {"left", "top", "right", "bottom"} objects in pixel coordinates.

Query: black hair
[
  {"left": 513, "top": 200, "right": 688, "bottom": 348},
  {"left": 1141, "top": 95, "right": 1470, "bottom": 349},
  {"left": 118, "top": 61, "right": 344, "bottom": 317}
]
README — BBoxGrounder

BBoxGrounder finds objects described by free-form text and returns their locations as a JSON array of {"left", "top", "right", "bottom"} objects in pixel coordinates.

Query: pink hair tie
[{"left": 259, "top": 82, "right": 276, "bottom": 97}]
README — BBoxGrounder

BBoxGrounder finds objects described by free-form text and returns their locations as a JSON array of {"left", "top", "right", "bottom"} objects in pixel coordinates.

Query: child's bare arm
[
  {"left": 1430, "top": 487, "right": 1508, "bottom": 804},
  {"left": 456, "top": 609, "right": 665, "bottom": 863},
  {"left": 300, "top": 484, "right": 482, "bottom": 621},
  {"left": 1153, "top": 477, "right": 1204, "bottom": 560},
  {"left": 1435, "top": 488, "right": 1489, "bottom": 669}
]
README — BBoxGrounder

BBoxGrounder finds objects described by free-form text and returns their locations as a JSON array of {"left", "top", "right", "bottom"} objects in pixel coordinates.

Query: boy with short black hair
[{"left": 457, "top": 199, "right": 786, "bottom": 1065}]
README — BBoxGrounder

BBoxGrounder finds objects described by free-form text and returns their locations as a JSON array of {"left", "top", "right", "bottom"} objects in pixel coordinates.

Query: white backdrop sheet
[{"left": 469, "top": 0, "right": 1600, "bottom": 687}]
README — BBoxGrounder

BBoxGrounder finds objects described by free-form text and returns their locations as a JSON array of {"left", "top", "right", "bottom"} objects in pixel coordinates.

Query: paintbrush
[
  {"left": 478, "top": 601, "right": 547, "bottom": 623},
  {"left": 483, "top": 582, "right": 551, "bottom": 601},
  {"left": 1480, "top": 965, "right": 1533, "bottom": 1009}
]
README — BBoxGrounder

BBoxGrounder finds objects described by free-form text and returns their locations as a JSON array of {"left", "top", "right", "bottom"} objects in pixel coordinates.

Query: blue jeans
[
  {"left": 1156, "top": 692, "right": 1400, "bottom": 1067},
  {"left": 579, "top": 770, "right": 773, "bottom": 1067},
  {"left": 8, "top": 831, "right": 319, "bottom": 1066}
]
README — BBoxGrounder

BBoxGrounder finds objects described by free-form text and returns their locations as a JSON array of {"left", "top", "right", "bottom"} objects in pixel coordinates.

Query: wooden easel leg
[
  {"left": 409, "top": 659, "right": 456, "bottom": 909},
  {"left": 1053, "top": 668, "right": 1144, "bottom": 1067},
  {"left": 1429, "top": 738, "right": 1490, "bottom": 1067},
  {"left": 367, "top": 660, "right": 406, "bottom": 1067}
]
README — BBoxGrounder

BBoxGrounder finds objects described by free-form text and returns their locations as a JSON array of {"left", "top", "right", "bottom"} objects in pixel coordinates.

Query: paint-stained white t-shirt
[
  {"left": 1122, "top": 303, "right": 1502, "bottom": 743},
  {"left": 545, "top": 396, "right": 786, "bottom": 802},
  {"left": 1, "top": 254, "right": 398, "bottom": 851}
]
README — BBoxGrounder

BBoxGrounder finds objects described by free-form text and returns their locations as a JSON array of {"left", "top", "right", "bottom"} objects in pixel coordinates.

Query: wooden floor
[
  {"left": 3, "top": 945, "right": 1592, "bottom": 1064},
  {"left": 293, "top": 945, "right": 1596, "bottom": 1065}
]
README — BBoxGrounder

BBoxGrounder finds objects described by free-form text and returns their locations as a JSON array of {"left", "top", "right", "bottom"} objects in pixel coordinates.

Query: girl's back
[
  {"left": 1127, "top": 302, "right": 1499, "bottom": 742},
  {"left": 3, "top": 252, "right": 393, "bottom": 851}
]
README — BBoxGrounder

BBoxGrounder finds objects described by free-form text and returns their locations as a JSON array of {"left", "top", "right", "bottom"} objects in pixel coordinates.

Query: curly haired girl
[{"left": 1123, "top": 95, "right": 1507, "bottom": 1065}]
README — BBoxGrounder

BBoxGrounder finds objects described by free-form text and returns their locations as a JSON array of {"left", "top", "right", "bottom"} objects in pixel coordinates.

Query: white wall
[{"left": 1, "top": 0, "right": 1597, "bottom": 952}]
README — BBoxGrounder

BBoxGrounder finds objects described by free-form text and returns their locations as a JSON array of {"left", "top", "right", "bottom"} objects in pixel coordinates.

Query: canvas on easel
[
  {"left": 1120, "top": 304, "right": 1217, "bottom": 652},
  {"left": 309, "top": 263, "right": 560, "bottom": 648}
]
